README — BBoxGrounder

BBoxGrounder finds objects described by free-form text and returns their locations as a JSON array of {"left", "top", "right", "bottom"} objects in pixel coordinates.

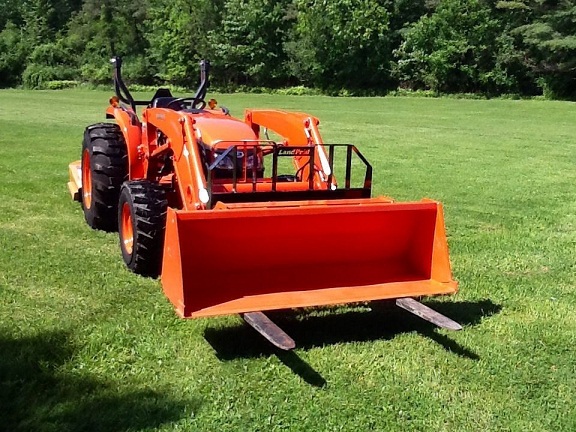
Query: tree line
[{"left": 1, "top": 0, "right": 575, "bottom": 98}]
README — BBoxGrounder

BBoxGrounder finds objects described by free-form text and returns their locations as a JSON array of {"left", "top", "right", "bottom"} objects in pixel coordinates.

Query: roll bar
[{"left": 110, "top": 57, "right": 211, "bottom": 111}]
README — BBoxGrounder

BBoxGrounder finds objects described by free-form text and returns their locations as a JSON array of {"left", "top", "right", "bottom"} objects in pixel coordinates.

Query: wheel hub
[
  {"left": 121, "top": 202, "right": 134, "bottom": 255},
  {"left": 81, "top": 150, "right": 92, "bottom": 208}
]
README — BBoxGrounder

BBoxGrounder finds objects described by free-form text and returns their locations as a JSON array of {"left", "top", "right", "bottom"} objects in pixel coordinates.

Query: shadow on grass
[
  {"left": 204, "top": 299, "right": 501, "bottom": 369},
  {"left": 0, "top": 330, "right": 195, "bottom": 432},
  {"left": 276, "top": 351, "right": 328, "bottom": 387}
]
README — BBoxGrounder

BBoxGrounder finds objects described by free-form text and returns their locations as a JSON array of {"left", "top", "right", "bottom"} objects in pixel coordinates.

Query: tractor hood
[{"left": 192, "top": 115, "right": 258, "bottom": 148}]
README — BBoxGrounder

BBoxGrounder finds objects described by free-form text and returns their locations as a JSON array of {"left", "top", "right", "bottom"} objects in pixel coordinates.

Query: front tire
[
  {"left": 81, "top": 123, "right": 128, "bottom": 231},
  {"left": 118, "top": 181, "right": 168, "bottom": 277}
]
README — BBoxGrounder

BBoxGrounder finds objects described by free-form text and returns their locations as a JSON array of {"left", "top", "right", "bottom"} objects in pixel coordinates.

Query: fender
[{"left": 106, "top": 105, "right": 146, "bottom": 179}]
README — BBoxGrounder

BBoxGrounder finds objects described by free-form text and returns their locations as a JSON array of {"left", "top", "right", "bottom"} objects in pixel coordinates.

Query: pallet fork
[{"left": 242, "top": 298, "right": 461, "bottom": 350}]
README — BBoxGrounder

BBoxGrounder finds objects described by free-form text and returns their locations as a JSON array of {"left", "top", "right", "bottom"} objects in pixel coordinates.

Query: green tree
[
  {"left": 145, "top": 0, "right": 222, "bottom": 86},
  {"left": 0, "top": 23, "right": 28, "bottom": 86},
  {"left": 207, "top": 0, "right": 294, "bottom": 87},
  {"left": 393, "top": 0, "right": 526, "bottom": 94},
  {"left": 286, "top": 0, "right": 392, "bottom": 91},
  {"left": 513, "top": 1, "right": 576, "bottom": 98},
  {"left": 22, "top": 40, "right": 78, "bottom": 88},
  {"left": 0, "top": 0, "right": 24, "bottom": 29},
  {"left": 64, "top": 0, "right": 151, "bottom": 84}
]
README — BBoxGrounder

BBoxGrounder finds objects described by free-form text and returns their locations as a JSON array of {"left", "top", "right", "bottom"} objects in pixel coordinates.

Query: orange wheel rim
[
  {"left": 82, "top": 149, "right": 92, "bottom": 209},
  {"left": 121, "top": 202, "right": 134, "bottom": 255}
]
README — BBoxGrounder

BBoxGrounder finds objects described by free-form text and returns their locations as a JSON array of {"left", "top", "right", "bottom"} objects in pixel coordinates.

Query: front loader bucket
[{"left": 161, "top": 200, "right": 457, "bottom": 318}]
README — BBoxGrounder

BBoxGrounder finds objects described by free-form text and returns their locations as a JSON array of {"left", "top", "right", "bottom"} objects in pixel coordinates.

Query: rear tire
[
  {"left": 81, "top": 123, "right": 128, "bottom": 231},
  {"left": 118, "top": 181, "right": 168, "bottom": 277}
]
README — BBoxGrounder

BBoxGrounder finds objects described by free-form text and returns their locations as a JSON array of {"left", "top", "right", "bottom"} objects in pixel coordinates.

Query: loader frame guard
[
  {"left": 68, "top": 57, "right": 462, "bottom": 351},
  {"left": 205, "top": 142, "right": 372, "bottom": 208}
]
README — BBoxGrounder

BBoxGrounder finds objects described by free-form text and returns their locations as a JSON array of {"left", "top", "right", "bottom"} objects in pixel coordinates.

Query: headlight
[
  {"left": 216, "top": 157, "right": 235, "bottom": 170},
  {"left": 246, "top": 154, "right": 261, "bottom": 169},
  {"left": 213, "top": 149, "right": 262, "bottom": 171},
  {"left": 215, "top": 153, "right": 235, "bottom": 170}
]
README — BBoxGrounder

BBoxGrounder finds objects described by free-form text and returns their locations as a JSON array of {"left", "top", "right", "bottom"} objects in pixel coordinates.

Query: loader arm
[
  {"left": 140, "top": 108, "right": 211, "bottom": 211},
  {"left": 245, "top": 109, "right": 331, "bottom": 189}
]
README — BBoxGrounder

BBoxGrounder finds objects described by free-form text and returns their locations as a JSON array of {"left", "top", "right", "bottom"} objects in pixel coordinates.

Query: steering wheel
[{"left": 166, "top": 97, "right": 206, "bottom": 110}]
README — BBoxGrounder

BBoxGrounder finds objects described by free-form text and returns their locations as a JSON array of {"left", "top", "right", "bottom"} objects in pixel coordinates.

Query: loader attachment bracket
[
  {"left": 242, "top": 312, "right": 296, "bottom": 350},
  {"left": 396, "top": 297, "right": 462, "bottom": 331}
]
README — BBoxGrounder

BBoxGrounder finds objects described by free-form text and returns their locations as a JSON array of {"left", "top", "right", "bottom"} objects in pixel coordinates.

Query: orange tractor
[{"left": 68, "top": 59, "right": 460, "bottom": 349}]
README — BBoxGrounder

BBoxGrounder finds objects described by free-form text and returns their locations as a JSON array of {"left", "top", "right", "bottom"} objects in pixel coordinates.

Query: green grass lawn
[{"left": 1, "top": 89, "right": 575, "bottom": 431}]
